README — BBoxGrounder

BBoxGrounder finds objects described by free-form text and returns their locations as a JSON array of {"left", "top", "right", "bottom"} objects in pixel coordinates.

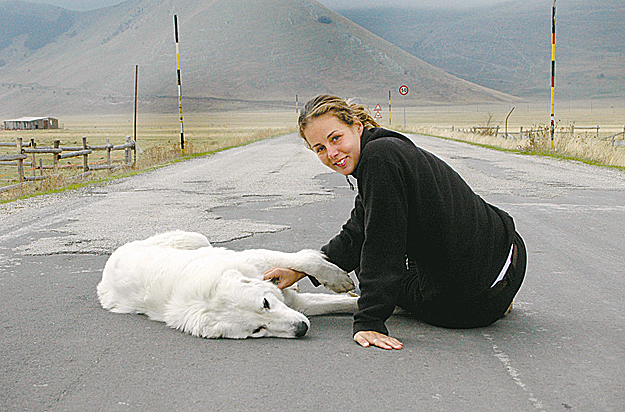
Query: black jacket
[{"left": 321, "top": 128, "right": 516, "bottom": 335}]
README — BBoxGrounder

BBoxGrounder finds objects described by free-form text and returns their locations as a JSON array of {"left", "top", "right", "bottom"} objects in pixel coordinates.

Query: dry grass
[
  {"left": 2, "top": 101, "right": 624, "bottom": 202},
  {"left": 1, "top": 110, "right": 297, "bottom": 201},
  {"left": 407, "top": 125, "right": 625, "bottom": 168},
  {"left": 391, "top": 99, "right": 625, "bottom": 168}
]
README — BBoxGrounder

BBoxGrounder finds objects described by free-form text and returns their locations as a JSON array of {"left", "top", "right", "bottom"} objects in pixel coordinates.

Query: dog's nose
[{"left": 294, "top": 321, "right": 308, "bottom": 338}]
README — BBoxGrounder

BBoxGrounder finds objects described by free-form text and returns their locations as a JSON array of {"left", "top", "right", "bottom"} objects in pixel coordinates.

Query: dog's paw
[
  {"left": 294, "top": 250, "right": 354, "bottom": 293},
  {"left": 320, "top": 272, "right": 355, "bottom": 293}
]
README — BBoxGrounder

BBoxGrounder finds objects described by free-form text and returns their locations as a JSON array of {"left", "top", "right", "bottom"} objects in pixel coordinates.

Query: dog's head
[{"left": 164, "top": 269, "right": 310, "bottom": 339}]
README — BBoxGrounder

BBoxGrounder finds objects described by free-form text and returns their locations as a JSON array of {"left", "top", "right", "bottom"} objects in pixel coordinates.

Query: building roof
[{"left": 4, "top": 117, "right": 57, "bottom": 122}]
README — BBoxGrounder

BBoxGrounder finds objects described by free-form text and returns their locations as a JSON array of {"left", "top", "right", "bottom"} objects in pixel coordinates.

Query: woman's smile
[{"left": 334, "top": 157, "right": 347, "bottom": 168}]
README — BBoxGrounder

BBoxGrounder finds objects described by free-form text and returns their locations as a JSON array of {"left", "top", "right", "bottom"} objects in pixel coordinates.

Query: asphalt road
[{"left": 1, "top": 133, "right": 624, "bottom": 412}]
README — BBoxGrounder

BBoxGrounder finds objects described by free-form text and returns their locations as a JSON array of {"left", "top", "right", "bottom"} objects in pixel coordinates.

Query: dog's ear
[
  {"left": 219, "top": 269, "right": 247, "bottom": 285},
  {"left": 266, "top": 277, "right": 280, "bottom": 286}
]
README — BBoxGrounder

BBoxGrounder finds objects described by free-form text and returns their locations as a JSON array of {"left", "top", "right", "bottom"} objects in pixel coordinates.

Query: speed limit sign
[{"left": 399, "top": 85, "right": 409, "bottom": 128}]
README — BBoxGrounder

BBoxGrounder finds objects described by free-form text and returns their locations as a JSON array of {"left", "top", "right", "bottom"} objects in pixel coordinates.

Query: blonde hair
[{"left": 298, "top": 95, "right": 379, "bottom": 148}]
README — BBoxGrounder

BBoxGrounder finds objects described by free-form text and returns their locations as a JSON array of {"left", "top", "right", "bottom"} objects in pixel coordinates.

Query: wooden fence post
[
  {"left": 125, "top": 136, "right": 131, "bottom": 166},
  {"left": 17, "top": 138, "right": 24, "bottom": 183},
  {"left": 53, "top": 140, "right": 60, "bottom": 170},
  {"left": 106, "top": 139, "right": 112, "bottom": 169},
  {"left": 30, "top": 139, "right": 36, "bottom": 177},
  {"left": 82, "top": 137, "right": 89, "bottom": 173}
]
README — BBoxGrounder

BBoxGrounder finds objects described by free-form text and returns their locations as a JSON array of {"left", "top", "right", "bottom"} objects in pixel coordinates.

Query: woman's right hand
[
  {"left": 354, "top": 331, "right": 403, "bottom": 350},
  {"left": 263, "top": 267, "right": 306, "bottom": 290}
]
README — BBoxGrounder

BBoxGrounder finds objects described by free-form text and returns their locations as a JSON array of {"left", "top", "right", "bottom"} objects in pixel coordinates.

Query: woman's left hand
[
  {"left": 263, "top": 267, "right": 306, "bottom": 290},
  {"left": 354, "top": 331, "right": 403, "bottom": 350}
]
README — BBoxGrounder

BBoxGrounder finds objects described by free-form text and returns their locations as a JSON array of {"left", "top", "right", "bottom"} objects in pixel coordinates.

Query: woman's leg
[{"left": 398, "top": 232, "right": 527, "bottom": 329}]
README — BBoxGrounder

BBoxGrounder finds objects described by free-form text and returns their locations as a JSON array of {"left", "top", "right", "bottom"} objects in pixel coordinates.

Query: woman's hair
[{"left": 297, "top": 95, "right": 379, "bottom": 147}]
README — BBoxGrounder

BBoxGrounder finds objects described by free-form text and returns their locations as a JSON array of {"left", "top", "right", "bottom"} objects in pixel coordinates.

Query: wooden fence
[
  {"left": 0, "top": 136, "right": 135, "bottom": 193},
  {"left": 452, "top": 125, "right": 625, "bottom": 146}
]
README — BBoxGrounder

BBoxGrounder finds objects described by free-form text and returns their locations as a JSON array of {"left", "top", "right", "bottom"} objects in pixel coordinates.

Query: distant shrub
[{"left": 318, "top": 16, "right": 332, "bottom": 24}]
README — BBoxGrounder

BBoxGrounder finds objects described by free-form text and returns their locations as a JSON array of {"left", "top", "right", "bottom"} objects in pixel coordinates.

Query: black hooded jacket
[{"left": 320, "top": 128, "right": 516, "bottom": 335}]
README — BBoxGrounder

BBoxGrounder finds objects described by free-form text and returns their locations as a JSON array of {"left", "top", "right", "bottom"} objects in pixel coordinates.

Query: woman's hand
[
  {"left": 354, "top": 331, "right": 403, "bottom": 350},
  {"left": 263, "top": 267, "right": 306, "bottom": 290}
]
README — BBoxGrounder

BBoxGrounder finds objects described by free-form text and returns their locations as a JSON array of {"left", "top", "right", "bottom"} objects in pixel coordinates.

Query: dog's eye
[
  {"left": 252, "top": 326, "right": 266, "bottom": 334},
  {"left": 263, "top": 298, "right": 271, "bottom": 310}
]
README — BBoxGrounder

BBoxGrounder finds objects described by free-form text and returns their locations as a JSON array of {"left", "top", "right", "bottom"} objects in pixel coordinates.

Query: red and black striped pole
[
  {"left": 550, "top": 0, "right": 556, "bottom": 150},
  {"left": 174, "top": 15, "right": 185, "bottom": 151}
]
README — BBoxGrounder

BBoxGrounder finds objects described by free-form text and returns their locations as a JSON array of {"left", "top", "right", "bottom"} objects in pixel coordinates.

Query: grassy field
[
  {"left": 383, "top": 99, "right": 625, "bottom": 134},
  {"left": 1, "top": 100, "right": 624, "bottom": 202},
  {"left": 1, "top": 110, "right": 299, "bottom": 158},
  {"left": 0, "top": 110, "right": 298, "bottom": 200},
  {"left": 393, "top": 99, "right": 625, "bottom": 169}
]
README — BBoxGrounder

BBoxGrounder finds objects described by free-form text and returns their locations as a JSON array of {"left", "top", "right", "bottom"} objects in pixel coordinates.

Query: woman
[{"left": 264, "top": 95, "right": 526, "bottom": 350}]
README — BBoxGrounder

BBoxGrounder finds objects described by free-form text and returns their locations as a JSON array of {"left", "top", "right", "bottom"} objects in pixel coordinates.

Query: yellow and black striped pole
[
  {"left": 133, "top": 64, "right": 138, "bottom": 165},
  {"left": 550, "top": 0, "right": 556, "bottom": 150},
  {"left": 174, "top": 14, "right": 185, "bottom": 151}
]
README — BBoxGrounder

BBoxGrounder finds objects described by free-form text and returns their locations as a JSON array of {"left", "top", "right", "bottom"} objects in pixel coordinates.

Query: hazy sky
[{"left": 27, "top": 0, "right": 514, "bottom": 12}]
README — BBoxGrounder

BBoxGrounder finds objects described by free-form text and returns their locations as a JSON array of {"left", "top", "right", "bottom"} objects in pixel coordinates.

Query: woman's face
[{"left": 303, "top": 114, "right": 363, "bottom": 176}]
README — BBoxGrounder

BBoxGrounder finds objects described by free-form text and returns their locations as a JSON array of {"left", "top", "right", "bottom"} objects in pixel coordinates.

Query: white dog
[{"left": 97, "top": 231, "right": 358, "bottom": 339}]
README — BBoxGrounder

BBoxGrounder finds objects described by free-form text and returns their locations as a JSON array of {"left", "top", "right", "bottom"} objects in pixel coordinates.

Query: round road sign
[{"left": 399, "top": 85, "right": 409, "bottom": 96}]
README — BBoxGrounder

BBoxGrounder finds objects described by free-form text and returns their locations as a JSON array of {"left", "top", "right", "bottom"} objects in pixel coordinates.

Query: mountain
[
  {"left": 339, "top": 0, "right": 625, "bottom": 100},
  {"left": 0, "top": 1, "right": 78, "bottom": 66},
  {"left": 0, "top": 0, "right": 515, "bottom": 116}
]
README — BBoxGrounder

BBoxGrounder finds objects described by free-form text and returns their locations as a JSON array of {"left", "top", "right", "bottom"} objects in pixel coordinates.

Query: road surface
[{"left": 1, "top": 133, "right": 624, "bottom": 411}]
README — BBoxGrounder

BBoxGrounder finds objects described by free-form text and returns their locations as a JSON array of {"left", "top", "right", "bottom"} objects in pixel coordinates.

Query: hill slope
[
  {"left": 340, "top": 0, "right": 625, "bottom": 100},
  {"left": 0, "top": 0, "right": 515, "bottom": 116}
]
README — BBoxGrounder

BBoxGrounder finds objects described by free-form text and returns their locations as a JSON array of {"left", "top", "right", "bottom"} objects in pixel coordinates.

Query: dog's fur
[{"left": 97, "top": 231, "right": 358, "bottom": 339}]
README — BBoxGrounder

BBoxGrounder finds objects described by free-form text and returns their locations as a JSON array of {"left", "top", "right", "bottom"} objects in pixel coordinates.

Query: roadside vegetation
[
  {"left": 0, "top": 111, "right": 297, "bottom": 203},
  {"left": 405, "top": 125, "right": 625, "bottom": 170},
  {"left": 2, "top": 103, "right": 623, "bottom": 203},
  {"left": 393, "top": 100, "right": 625, "bottom": 169}
]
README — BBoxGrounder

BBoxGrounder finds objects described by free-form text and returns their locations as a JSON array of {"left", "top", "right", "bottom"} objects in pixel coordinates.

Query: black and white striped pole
[{"left": 174, "top": 14, "right": 185, "bottom": 151}]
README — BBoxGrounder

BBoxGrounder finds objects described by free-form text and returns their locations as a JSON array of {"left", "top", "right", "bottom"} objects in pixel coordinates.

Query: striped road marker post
[
  {"left": 550, "top": 0, "right": 556, "bottom": 150},
  {"left": 174, "top": 14, "right": 185, "bottom": 151}
]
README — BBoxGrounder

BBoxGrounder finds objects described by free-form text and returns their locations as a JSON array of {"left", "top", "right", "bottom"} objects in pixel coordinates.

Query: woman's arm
[
  {"left": 352, "top": 152, "right": 410, "bottom": 336},
  {"left": 321, "top": 193, "right": 366, "bottom": 273}
]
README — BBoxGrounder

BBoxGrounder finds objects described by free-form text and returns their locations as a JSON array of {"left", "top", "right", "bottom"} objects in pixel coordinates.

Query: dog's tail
[{"left": 141, "top": 231, "right": 211, "bottom": 250}]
